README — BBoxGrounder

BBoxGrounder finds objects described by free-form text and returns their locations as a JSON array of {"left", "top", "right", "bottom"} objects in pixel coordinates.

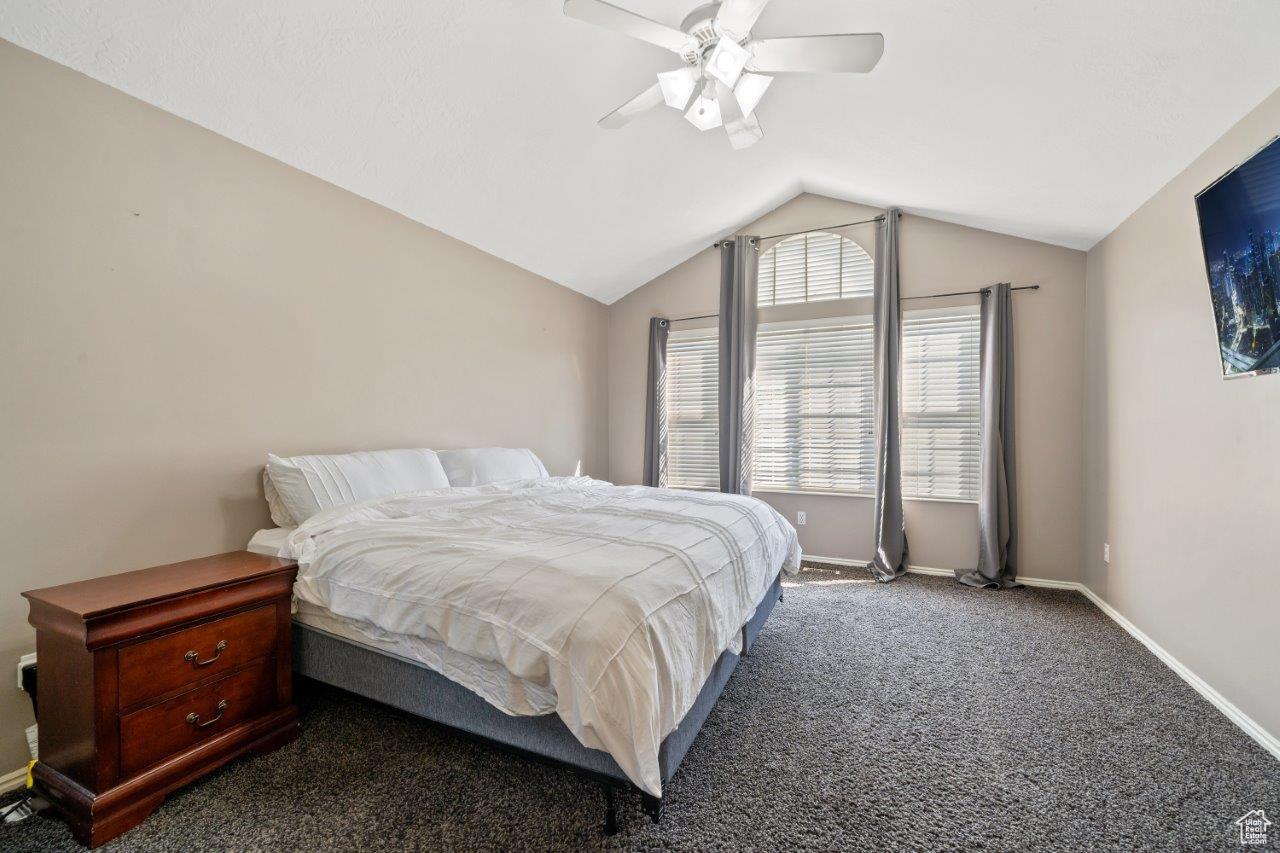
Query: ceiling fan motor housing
[{"left": 679, "top": 2, "right": 750, "bottom": 64}]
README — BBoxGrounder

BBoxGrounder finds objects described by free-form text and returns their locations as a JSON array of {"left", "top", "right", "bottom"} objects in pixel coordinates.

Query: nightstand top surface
[{"left": 23, "top": 550, "right": 296, "bottom": 620}]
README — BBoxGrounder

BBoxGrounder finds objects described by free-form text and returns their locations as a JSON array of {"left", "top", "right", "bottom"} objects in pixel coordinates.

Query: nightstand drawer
[
  {"left": 118, "top": 604, "right": 277, "bottom": 708},
  {"left": 118, "top": 660, "right": 275, "bottom": 778}
]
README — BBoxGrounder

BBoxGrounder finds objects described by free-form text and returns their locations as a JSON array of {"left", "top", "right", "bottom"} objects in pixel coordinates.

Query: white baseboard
[
  {"left": 804, "top": 556, "right": 1078, "bottom": 590},
  {"left": 804, "top": 555, "right": 1280, "bottom": 761},
  {"left": 802, "top": 554, "right": 866, "bottom": 567},
  {"left": 910, "top": 564, "right": 1082, "bottom": 590},
  {"left": 1073, "top": 584, "right": 1280, "bottom": 761},
  {"left": 905, "top": 564, "right": 949, "bottom": 576},
  {"left": 0, "top": 765, "right": 26, "bottom": 795}
]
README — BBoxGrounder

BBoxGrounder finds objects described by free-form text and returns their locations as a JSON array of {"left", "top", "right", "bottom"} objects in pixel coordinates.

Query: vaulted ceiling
[{"left": 4, "top": 1, "right": 1280, "bottom": 303}]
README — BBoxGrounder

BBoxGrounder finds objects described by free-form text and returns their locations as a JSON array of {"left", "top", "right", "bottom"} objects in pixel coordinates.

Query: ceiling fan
[{"left": 563, "top": 0, "right": 884, "bottom": 149}]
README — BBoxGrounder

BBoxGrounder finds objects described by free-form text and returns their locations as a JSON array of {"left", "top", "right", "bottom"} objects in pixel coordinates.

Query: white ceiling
[{"left": 4, "top": 1, "right": 1280, "bottom": 303}]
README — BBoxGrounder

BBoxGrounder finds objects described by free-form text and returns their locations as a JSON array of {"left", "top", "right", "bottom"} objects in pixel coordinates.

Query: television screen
[{"left": 1195, "top": 135, "right": 1280, "bottom": 377}]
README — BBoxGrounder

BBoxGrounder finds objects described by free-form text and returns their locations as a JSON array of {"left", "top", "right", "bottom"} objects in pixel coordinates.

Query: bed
[{"left": 251, "top": 447, "right": 800, "bottom": 831}]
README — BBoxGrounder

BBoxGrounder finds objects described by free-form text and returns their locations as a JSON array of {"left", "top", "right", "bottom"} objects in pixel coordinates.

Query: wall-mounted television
[
  {"left": 1192, "top": 135, "right": 1280, "bottom": 376},
  {"left": 1195, "top": 135, "right": 1280, "bottom": 378}
]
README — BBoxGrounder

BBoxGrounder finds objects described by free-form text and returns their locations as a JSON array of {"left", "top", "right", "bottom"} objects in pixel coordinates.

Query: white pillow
[
  {"left": 263, "top": 468, "right": 296, "bottom": 528},
  {"left": 265, "top": 448, "right": 450, "bottom": 524},
  {"left": 438, "top": 448, "right": 549, "bottom": 487}
]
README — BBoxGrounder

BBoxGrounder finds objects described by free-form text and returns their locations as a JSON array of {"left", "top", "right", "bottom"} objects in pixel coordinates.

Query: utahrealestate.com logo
[{"left": 1235, "top": 810, "right": 1272, "bottom": 846}]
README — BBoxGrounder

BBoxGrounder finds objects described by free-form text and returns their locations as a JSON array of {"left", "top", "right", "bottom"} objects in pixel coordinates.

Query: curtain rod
[
  {"left": 901, "top": 284, "right": 1040, "bottom": 300},
  {"left": 666, "top": 284, "right": 1038, "bottom": 323},
  {"left": 712, "top": 215, "right": 886, "bottom": 248}
]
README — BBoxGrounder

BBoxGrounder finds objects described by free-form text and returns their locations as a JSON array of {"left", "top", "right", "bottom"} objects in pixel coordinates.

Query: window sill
[
  {"left": 753, "top": 488, "right": 977, "bottom": 506},
  {"left": 753, "top": 488, "right": 873, "bottom": 499},
  {"left": 667, "top": 486, "right": 978, "bottom": 506}
]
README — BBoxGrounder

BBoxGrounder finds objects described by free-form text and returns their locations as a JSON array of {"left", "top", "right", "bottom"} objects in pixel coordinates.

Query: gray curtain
[
  {"left": 870, "top": 209, "right": 908, "bottom": 582},
  {"left": 643, "top": 317, "right": 670, "bottom": 488},
  {"left": 718, "top": 236, "right": 759, "bottom": 495},
  {"left": 957, "top": 283, "right": 1021, "bottom": 588}
]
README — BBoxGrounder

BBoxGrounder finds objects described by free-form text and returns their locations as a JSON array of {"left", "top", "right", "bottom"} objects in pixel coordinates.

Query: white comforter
[{"left": 282, "top": 476, "right": 800, "bottom": 796}]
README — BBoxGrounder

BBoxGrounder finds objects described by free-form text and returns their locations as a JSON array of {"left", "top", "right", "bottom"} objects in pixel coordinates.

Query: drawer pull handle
[
  {"left": 186, "top": 699, "right": 228, "bottom": 729},
  {"left": 184, "top": 640, "right": 227, "bottom": 667}
]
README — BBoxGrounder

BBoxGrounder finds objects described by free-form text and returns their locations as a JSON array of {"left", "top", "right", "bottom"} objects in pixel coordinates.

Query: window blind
[
  {"left": 757, "top": 231, "right": 874, "bottom": 306},
  {"left": 665, "top": 329, "right": 719, "bottom": 489},
  {"left": 902, "top": 308, "right": 981, "bottom": 501},
  {"left": 754, "top": 319, "right": 875, "bottom": 494}
]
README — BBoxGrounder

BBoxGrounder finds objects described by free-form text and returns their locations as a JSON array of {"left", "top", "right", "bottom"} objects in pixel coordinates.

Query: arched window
[{"left": 757, "top": 231, "right": 874, "bottom": 306}]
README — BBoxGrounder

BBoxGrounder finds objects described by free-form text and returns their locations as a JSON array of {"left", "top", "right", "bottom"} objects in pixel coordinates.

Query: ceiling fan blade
[
  {"left": 750, "top": 33, "right": 884, "bottom": 73},
  {"left": 716, "top": 81, "right": 763, "bottom": 150},
  {"left": 726, "top": 112, "right": 763, "bottom": 149},
  {"left": 598, "top": 83, "right": 665, "bottom": 129},
  {"left": 715, "top": 0, "right": 771, "bottom": 39},
  {"left": 564, "top": 0, "right": 697, "bottom": 54}
]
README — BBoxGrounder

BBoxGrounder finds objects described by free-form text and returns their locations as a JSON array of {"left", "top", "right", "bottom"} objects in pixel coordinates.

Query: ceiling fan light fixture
[
  {"left": 706, "top": 37, "right": 750, "bottom": 88},
  {"left": 565, "top": 0, "right": 885, "bottom": 149},
  {"left": 684, "top": 86, "right": 723, "bottom": 131},
  {"left": 733, "top": 72, "right": 773, "bottom": 116},
  {"left": 657, "top": 67, "right": 699, "bottom": 110}
]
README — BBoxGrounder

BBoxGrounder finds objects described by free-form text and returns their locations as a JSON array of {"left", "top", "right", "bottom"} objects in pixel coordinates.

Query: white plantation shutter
[
  {"left": 902, "top": 308, "right": 981, "bottom": 501},
  {"left": 754, "top": 319, "right": 875, "bottom": 493},
  {"left": 665, "top": 329, "right": 719, "bottom": 489},
  {"left": 757, "top": 232, "right": 874, "bottom": 306}
]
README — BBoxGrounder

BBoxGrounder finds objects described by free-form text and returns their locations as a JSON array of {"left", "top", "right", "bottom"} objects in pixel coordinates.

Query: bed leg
[
  {"left": 640, "top": 793, "right": 663, "bottom": 825},
  {"left": 603, "top": 785, "right": 618, "bottom": 836}
]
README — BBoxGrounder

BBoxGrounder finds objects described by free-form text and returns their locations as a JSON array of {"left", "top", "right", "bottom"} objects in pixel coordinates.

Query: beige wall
[
  {"left": 0, "top": 41, "right": 609, "bottom": 771},
  {"left": 608, "top": 193, "right": 1087, "bottom": 580},
  {"left": 1084, "top": 90, "right": 1280, "bottom": 740}
]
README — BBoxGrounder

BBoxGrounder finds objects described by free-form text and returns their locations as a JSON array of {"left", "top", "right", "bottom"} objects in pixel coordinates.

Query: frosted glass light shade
[
  {"left": 734, "top": 72, "right": 773, "bottom": 116},
  {"left": 706, "top": 37, "right": 750, "bottom": 88},
  {"left": 685, "top": 87, "right": 723, "bottom": 131},
  {"left": 657, "top": 67, "right": 698, "bottom": 110}
]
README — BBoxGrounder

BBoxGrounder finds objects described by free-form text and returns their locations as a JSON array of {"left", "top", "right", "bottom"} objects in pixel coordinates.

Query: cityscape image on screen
[{"left": 1196, "top": 135, "right": 1280, "bottom": 377}]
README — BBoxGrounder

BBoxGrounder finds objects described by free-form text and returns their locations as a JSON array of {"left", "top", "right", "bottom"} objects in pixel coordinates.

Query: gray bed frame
[{"left": 292, "top": 573, "right": 784, "bottom": 833}]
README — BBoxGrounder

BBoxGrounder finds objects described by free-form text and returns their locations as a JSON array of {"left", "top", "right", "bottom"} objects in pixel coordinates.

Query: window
[
  {"left": 753, "top": 318, "right": 875, "bottom": 494},
  {"left": 757, "top": 231, "right": 874, "bottom": 306},
  {"left": 667, "top": 220, "right": 979, "bottom": 501},
  {"left": 901, "top": 308, "right": 981, "bottom": 501},
  {"left": 665, "top": 328, "right": 719, "bottom": 489}
]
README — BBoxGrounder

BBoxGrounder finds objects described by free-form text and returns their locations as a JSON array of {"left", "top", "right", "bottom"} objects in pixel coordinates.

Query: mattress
[
  {"left": 293, "top": 601, "right": 556, "bottom": 716},
  {"left": 259, "top": 526, "right": 558, "bottom": 713}
]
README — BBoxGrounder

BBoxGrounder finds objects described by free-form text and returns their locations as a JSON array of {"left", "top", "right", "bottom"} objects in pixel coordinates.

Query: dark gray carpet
[{"left": 3, "top": 566, "right": 1276, "bottom": 851}]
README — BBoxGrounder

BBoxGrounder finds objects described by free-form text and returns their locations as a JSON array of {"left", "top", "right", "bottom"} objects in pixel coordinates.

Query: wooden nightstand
[{"left": 23, "top": 551, "right": 300, "bottom": 848}]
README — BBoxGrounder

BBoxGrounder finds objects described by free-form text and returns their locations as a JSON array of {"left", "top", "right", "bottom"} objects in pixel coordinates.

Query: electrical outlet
[
  {"left": 796, "top": 511, "right": 806, "bottom": 526},
  {"left": 1103, "top": 543, "right": 1110, "bottom": 564},
  {"left": 16, "top": 652, "right": 35, "bottom": 691}
]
